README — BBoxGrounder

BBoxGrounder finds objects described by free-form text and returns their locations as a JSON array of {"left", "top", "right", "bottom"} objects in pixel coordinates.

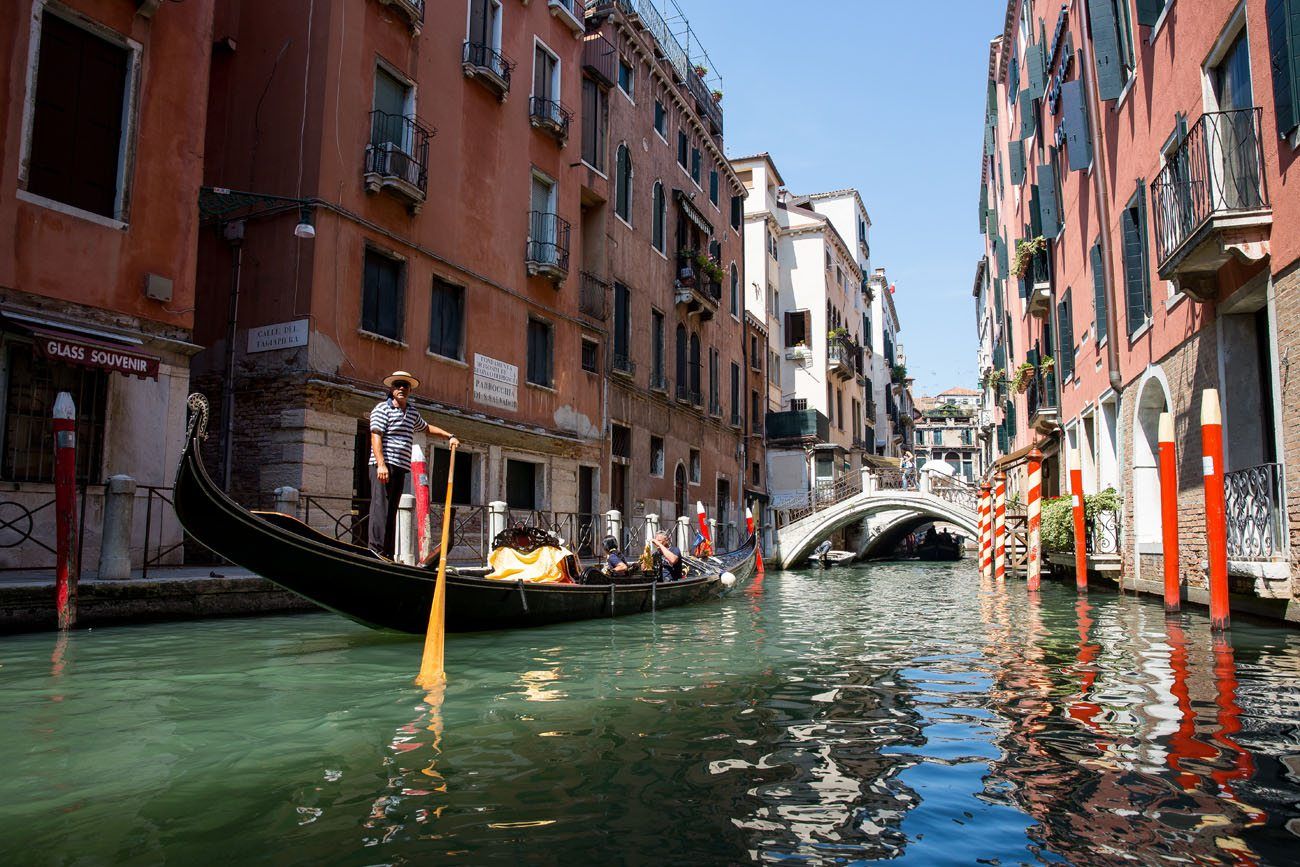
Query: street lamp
[{"left": 198, "top": 186, "right": 317, "bottom": 492}]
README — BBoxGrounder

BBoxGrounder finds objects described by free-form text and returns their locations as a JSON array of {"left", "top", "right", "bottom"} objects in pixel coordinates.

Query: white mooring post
[
  {"left": 97, "top": 474, "right": 136, "bottom": 580},
  {"left": 605, "top": 509, "right": 623, "bottom": 547},
  {"left": 274, "top": 485, "right": 300, "bottom": 517},
  {"left": 644, "top": 513, "right": 660, "bottom": 548},
  {"left": 488, "top": 500, "right": 508, "bottom": 541},
  {"left": 676, "top": 515, "right": 691, "bottom": 550},
  {"left": 396, "top": 493, "right": 416, "bottom": 565}
]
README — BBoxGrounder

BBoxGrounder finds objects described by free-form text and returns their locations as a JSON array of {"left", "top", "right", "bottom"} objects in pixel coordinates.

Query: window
[
  {"left": 532, "top": 40, "right": 560, "bottom": 112},
  {"left": 751, "top": 461, "right": 761, "bottom": 487},
  {"left": 677, "top": 130, "right": 688, "bottom": 168},
  {"left": 1121, "top": 185, "right": 1151, "bottom": 335},
  {"left": 768, "top": 229, "right": 779, "bottom": 260},
  {"left": 750, "top": 335, "right": 761, "bottom": 370},
  {"left": 690, "top": 147, "right": 701, "bottom": 185},
  {"left": 1267, "top": 0, "right": 1300, "bottom": 139},
  {"left": 1090, "top": 241, "right": 1108, "bottom": 343},
  {"left": 689, "top": 448, "right": 701, "bottom": 484},
  {"left": 432, "top": 447, "right": 474, "bottom": 505},
  {"left": 527, "top": 318, "right": 553, "bottom": 386},
  {"left": 651, "top": 181, "right": 666, "bottom": 252},
  {"left": 615, "top": 143, "right": 632, "bottom": 222},
  {"left": 730, "top": 195, "right": 742, "bottom": 230},
  {"left": 467, "top": 0, "right": 504, "bottom": 57},
  {"left": 581, "top": 78, "right": 607, "bottom": 171},
  {"left": 708, "top": 347, "right": 719, "bottom": 410},
  {"left": 617, "top": 56, "right": 634, "bottom": 98},
  {"left": 836, "top": 389, "right": 844, "bottom": 431},
  {"left": 730, "top": 362, "right": 740, "bottom": 423},
  {"left": 529, "top": 172, "right": 558, "bottom": 263},
  {"left": 428, "top": 277, "right": 464, "bottom": 359},
  {"left": 362, "top": 248, "right": 405, "bottom": 340},
  {"left": 2, "top": 344, "right": 106, "bottom": 483},
  {"left": 751, "top": 390, "right": 761, "bottom": 430},
  {"left": 1058, "top": 289, "right": 1076, "bottom": 381},
  {"left": 649, "top": 436, "right": 665, "bottom": 477},
  {"left": 784, "top": 309, "right": 810, "bottom": 347},
  {"left": 729, "top": 264, "right": 738, "bottom": 316},
  {"left": 654, "top": 99, "right": 667, "bottom": 138},
  {"left": 769, "top": 350, "right": 778, "bottom": 384},
  {"left": 613, "top": 281, "right": 630, "bottom": 366},
  {"left": 689, "top": 332, "right": 701, "bottom": 403},
  {"left": 505, "top": 459, "right": 539, "bottom": 509},
  {"left": 581, "top": 338, "right": 598, "bottom": 373},
  {"left": 612, "top": 423, "right": 631, "bottom": 459},
  {"left": 709, "top": 169, "right": 719, "bottom": 205},
  {"left": 791, "top": 398, "right": 808, "bottom": 412},
  {"left": 675, "top": 323, "right": 687, "bottom": 395},
  {"left": 25, "top": 11, "right": 133, "bottom": 219},
  {"left": 651, "top": 309, "right": 665, "bottom": 384}
]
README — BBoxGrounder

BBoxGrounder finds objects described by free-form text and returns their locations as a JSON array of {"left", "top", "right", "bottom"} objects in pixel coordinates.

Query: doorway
[{"left": 578, "top": 465, "right": 596, "bottom": 556}]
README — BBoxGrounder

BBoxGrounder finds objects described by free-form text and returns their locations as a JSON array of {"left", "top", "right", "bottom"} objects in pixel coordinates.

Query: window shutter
[
  {"left": 984, "top": 121, "right": 996, "bottom": 156},
  {"left": 1060, "top": 79, "right": 1093, "bottom": 170},
  {"left": 1136, "top": 0, "right": 1165, "bottom": 26},
  {"left": 1267, "top": 0, "right": 1300, "bottom": 138},
  {"left": 986, "top": 206, "right": 997, "bottom": 236},
  {"left": 1089, "top": 0, "right": 1126, "bottom": 100},
  {"left": 979, "top": 182, "right": 987, "bottom": 234},
  {"left": 1090, "top": 242, "right": 1108, "bottom": 344},
  {"left": 1009, "top": 55, "right": 1020, "bottom": 103},
  {"left": 1019, "top": 93, "right": 1037, "bottom": 139},
  {"left": 731, "top": 194, "right": 741, "bottom": 229},
  {"left": 994, "top": 276, "right": 1005, "bottom": 321},
  {"left": 1036, "top": 164, "right": 1060, "bottom": 238},
  {"left": 1009, "top": 139, "right": 1026, "bottom": 184},
  {"left": 987, "top": 80, "right": 1000, "bottom": 115},
  {"left": 1027, "top": 40, "right": 1046, "bottom": 94},
  {"left": 996, "top": 232, "right": 1010, "bottom": 278},
  {"left": 1136, "top": 180, "right": 1152, "bottom": 323},
  {"left": 1057, "top": 290, "right": 1075, "bottom": 381},
  {"left": 1122, "top": 193, "right": 1151, "bottom": 335}
]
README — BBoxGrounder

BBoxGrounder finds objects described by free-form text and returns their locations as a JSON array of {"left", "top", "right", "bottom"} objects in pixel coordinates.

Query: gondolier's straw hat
[{"left": 383, "top": 370, "right": 420, "bottom": 390}]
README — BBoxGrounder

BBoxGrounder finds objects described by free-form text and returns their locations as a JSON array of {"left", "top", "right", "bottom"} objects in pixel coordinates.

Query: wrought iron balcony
[
  {"left": 673, "top": 251, "right": 719, "bottom": 321},
  {"left": 578, "top": 271, "right": 608, "bottom": 319},
  {"left": 547, "top": 0, "right": 585, "bottom": 34},
  {"left": 529, "top": 96, "right": 572, "bottom": 143},
  {"left": 462, "top": 41, "right": 514, "bottom": 99},
  {"left": 765, "top": 408, "right": 830, "bottom": 444},
  {"left": 1225, "top": 463, "right": 1285, "bottom": 561},
  {"left": 1151, "top": 108, "right": 1271, "bottom": 300},
  {"left": 1026, "top": 249, "right": 1052, "bottom": 318},
  {"left": 649, "top": 370, "right": 668, "bottom": 392},
  {"left": 363, "top": 111, "right": 432, "bottom": 210},
  {"left": 708, "top": 397, "right": 723, "bottom": 418},
  {"left": 376, "top": 0, "right": 424, "bottom": 31},
  {"left": 730, "top": 412, "right": 743, "bottom": 428},
  {"left": 582, "top": 32, "right": 617, "bottom": 88},
  {"left": 525, "top": 211, "right": 571, "bottom": 282},
  {"left": 827, "top": 338, "right": 854, "bottom": 381},
  {"left": 1026, "top": 367, "right": 1058, "bottom": 434},
  {"left": 675, "top": 383, "right": 702, "bottom": 406},
  {"left": 611, "top": 353, "right": 636, "bottom": 377}
]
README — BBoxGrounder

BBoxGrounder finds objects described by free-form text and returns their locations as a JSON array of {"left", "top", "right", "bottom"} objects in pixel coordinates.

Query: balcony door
[
  {"left": 373, "top": 67, "right": 415, "bottom": 185},
  {"left": 530, "top": 173, "right": 557, "bottom": 264},
  {"left": 1211, "top": 32, "right": 1261, "bottom": 211},
  {"left": 533, "top": 42, "right": 559, "bottom": 122}
]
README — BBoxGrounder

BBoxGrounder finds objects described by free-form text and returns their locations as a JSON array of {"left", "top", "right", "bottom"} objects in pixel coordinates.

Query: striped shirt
[{"left": 368, "top": 398, "right": 428, "bottom": 469}]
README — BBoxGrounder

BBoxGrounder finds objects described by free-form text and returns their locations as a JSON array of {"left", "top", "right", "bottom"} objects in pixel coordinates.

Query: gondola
[
  {"left": 916, "top": 532, "right": 963, "bottom": 562},
  {"left": 173, "top": 394, "right": 758, "bottom": 633}
]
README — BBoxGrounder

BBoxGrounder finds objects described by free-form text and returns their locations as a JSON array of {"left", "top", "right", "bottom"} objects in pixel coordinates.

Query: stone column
[
  {"left": 396, "top": 494, "right": 416, "bottom": 566},
  {"left": 97, "top": 474, "right": 136, "bottom": 580},
  {"left": 488, "top": 500, "right": 508, "bottom": 541},
  {"left": 274, "top": 485, "right": 300, "bottom": 517},
  {"left": 861, "top": 467, "right": 876, "bottom": 494},
  {"left": 676, "top": 515, "right": 691, "bottom": 550},
  {"left": 605, "top": 509, "right": 623, "bottom": 547}
]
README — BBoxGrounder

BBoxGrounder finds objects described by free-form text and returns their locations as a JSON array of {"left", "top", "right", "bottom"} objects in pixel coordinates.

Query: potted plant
[
  {"left": 1012, "top": 362, "right": 1035, "bottom": 393},
  {"left": 828, "top": 326, "right": 849, "bottom": 340},
  {"left": 711, "top": 89, "right": 723, "bottom": 102},
  {"left": 693, "top": 64, "right": 708, "bottom": 77},
  {"left": 1011, "top": 235, "right": 1047, "bottom": 279},
  {"left": 1039, "top": 355, "right": 1055, "bottom": 373},
  {"left": 891, "top": 363, "right": 908, "bottom": 384}
]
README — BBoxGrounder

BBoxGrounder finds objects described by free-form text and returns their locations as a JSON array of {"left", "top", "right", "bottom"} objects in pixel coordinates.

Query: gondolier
[{"left": 369, "top": 371, "right": 458, "bottom": 558}]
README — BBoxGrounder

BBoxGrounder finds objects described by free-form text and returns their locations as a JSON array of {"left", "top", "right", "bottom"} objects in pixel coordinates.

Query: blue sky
[{"left": 684, "top": 0, "right": 1005, "bottom": 397}]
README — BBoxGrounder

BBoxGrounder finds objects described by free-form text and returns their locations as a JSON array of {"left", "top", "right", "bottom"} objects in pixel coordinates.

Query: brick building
[
  {"left": 976, "top": 0, "right": 1298, "bottom": 611},
  {"left": 0, "top": 0, "right": 215, "bottom": 567}
]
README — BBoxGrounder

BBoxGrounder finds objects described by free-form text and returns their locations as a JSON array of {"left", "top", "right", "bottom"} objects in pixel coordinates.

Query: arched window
[
  {"left": 615, "top": 143, "right": 632, "bottom": 222},
  {"left": 674, "top": 463, "right": 688, "bottom": 521},
  {"left": 729, "top": 263, "right": 738, "bottom": 314},
  {"left": 651, "top": 181, "right": 665, "bottom": 252},
  {"left": 689, "top": 332, "right": 701, "bottom": 403},
  {"left": 675, "top": 323, "right": 687, "bottom": 398}
]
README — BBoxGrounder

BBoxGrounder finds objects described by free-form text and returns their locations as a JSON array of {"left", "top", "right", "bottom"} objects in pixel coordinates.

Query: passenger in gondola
[
  {"left": 603, "top": 536, "right": 630, "bottom": 575},
  {"left": 651, "top": 530, "right": 684, "bottom": 582},
  {"left": 368, "top": 371, "right": 458, "bottom": 559}
]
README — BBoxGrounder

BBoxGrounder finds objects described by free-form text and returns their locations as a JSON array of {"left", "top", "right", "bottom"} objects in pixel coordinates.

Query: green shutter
[
  {"left": 1267, "top": 0, "right": 1300, "bottom": 138},
  {"left": 1057, "top": 290, "right": 1075, "bottom": 381},
  {"left": 1089, "top": 0, "right": 1126, "bottom": 100},
  {"left": 1036, "top": 164, "right": 1060, "bottom": 238},
  {"left": 1019, "top": 93, "right": 1037, "bottom": 139},
  {"left": 985, "top": 121, "right": 996, "bottom": 156},
  {"left": 1122, "top": 185, "right": 1152, "bottom": 335},
  {"left": 1009, "top": 139, "right": 1026, "bottom": 184},
  {"left": 996, "top": 232, "right": 1010, "bottom": 277},
  {"left": 1061, "top": 79, "right": 1093, "bottom": 170},
  {"left": 1136, "top": 0, "right": 1165, "bottom": 26},
  {"left": 1090, "top": 242, "right": 1108, "bottom": 344},
  {"left": 986, "top": 206, "right": 997, "bottom": 236},
  {"left": 987, "top": 80, "right": 1000, "bottom": 115},
  {"left": 1009, "top": 55, "right": 1019, "bottom": 103},
  {"left": 1027, "top": 40, "right": 1046, "bottom": 95}
]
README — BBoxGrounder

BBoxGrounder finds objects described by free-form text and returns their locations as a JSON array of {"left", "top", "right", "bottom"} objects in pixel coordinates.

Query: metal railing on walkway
[{"left": 1225, "top": 463, "right": 1285, "bottom": 561}]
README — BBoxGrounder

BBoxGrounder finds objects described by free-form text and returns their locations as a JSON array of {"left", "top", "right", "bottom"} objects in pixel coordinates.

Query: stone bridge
[{"left": 772, "top": 469, "right": 981, "bottom": 569}]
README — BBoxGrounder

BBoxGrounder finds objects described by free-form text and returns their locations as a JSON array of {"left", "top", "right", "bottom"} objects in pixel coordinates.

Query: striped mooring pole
[
  {"left": 1157, "top": 412, "right": 1181, "bottom": 612},
  {"left": 1026, "top": 448, "right": 1043, "bottom": 591},
  {"left": 978, "top": 483, "right": 992, "bottom": 580},
  {"left": 993, "top": 471, "right": 1007, "bottom": 582},
  {"left": 1201, "top": 390, "right": 1230, "bottom": 631}
]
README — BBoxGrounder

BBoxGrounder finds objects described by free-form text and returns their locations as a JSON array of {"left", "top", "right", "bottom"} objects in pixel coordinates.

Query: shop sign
[
  {"left": 473, "top": 353, "right": 518, "bottom": 412},
  {"left": 35, "top": 330, "right": 160, "bottom": 381},
  {"left": 248, "top": 319, "right": 309, "bottom": 353}
]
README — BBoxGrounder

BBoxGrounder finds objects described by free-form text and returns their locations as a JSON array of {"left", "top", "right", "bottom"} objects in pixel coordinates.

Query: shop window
[{"left": 2, "top": 343, "right": 107, "bottom": 483}]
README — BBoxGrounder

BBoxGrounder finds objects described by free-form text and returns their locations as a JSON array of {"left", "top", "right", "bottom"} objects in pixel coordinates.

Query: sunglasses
[{"left": 392, "top": 381, "right": 411, "bottom": 389}]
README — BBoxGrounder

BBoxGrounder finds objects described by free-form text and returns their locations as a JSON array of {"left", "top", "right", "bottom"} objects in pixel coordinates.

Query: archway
[
  {"left": 1133, "top": 369, "right": 1171, "bottom": 548},
  {"left": 674, "top": 462, "right": 688, "bottom": 521}
]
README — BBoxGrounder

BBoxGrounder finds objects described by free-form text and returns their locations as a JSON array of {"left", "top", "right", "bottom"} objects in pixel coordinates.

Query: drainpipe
[
  {"left": 221, "top": 221, "right": 246, "bottom": 493},
  {"left": 1078, "top": 0, "right": 1123, "bottom": 390}
]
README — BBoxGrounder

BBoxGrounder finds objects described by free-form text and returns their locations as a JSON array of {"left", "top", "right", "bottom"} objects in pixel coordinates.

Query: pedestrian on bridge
[{"left": 901, "top": 451, "right": 916, "bottom": 490}]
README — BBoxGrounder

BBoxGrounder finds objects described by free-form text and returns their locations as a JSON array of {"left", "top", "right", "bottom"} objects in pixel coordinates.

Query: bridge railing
[
  {"left": 929, "top": 475, "right": 979, "bottom": 512},
  {"left": 773, "top": 472, "right": 864, "bottom": 528}
]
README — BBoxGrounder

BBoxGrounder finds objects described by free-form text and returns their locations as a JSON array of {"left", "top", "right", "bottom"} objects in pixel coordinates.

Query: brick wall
[{"left": 1273, "top": 260, "right": 1300, "bottom": 599}]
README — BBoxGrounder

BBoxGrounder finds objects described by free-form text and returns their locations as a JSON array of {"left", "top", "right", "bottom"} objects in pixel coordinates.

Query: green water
[{"left": 2, "top": 563, "right": 1299, "bottom": 865}]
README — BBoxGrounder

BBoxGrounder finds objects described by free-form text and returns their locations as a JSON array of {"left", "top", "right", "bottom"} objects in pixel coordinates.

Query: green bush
[{"left": 1040, "top": 487, "right": 1120, "bottom": 552}]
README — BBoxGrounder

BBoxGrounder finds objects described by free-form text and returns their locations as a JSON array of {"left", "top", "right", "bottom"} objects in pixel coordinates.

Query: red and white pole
[
  {"left": 978, "top": 483, "right": 992, "bottom": 580},
  {"left": 1201, "top": 390, "right": 1230, "bottom": 631},
  {"left": 1070, "top": 448, "right": 1088, "bottom": 592},
  {"left": 1026, "top": 448, "right": 1043, "bottom": 591},
  {"left": 53, "top": 392, "right": 79, "bottom": 630},
  {"left": 411, "top": 444, "right": 431, "bottom": 563},
  {"left": 695, "top": 500, "right": 712, "bottom": 554},
  {"left": 1157, "top": 413, "right": 1181, "bottom": 612},
  {"left": 745, "top": 504, "right": 764, "bottom": 571},
  {"left": 993, "top": 471, "right": 1007, "bottom": 582}
]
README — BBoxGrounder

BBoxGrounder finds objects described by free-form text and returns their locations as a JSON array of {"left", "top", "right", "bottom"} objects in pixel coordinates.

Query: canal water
[{"left": 3, "top": 563, "right": 1299, "bottom": 865}]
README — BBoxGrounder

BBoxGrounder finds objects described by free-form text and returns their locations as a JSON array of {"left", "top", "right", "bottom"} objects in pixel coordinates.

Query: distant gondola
[{"left": 172, "top": 394, "right": 758, "bottom": 633}]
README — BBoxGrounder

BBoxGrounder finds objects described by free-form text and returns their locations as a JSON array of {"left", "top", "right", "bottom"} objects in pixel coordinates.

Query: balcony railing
[
  {"left": 1151, "top": 108, "right": 1270, "bottom": 286},
  {"left": 611, "top": 353, "right": 636, "bottom": 376},
  {"left": 525, "top": 211, "right": 571, "bottom": 280},
  {"left": 1225, "top": 463, "right": 1285, "bottom": 561},
  {"left": 529, "top": 96, "right": 573, "bottom": 142},
  {"left": 765, "top": 408, "right": 830, "bottom": 443},
  {"left": 463, "top": 41, "right": 514, "bottom": 98},
  {"left": 827, "top": 339, "right": 853, "bottom": 380},
  {"left": 578, "top": 271, "right": 608, "bottom": 319},
  {"left": 674, "top": 251, "right": 719, "bottom": 321},
  {"left": 547, "top": 0, "right": 585, "bottom": 33},
  {"left": 363, "top": 111, "right": 432, "bottom": 208},
  {"left": 649, "top": 370, "right": 668, "bottom": 392},
  {"left": 1026, "top": 368, "right": 1058, "bottom": 433},
  {"left": 582, "top": 32, "right": 617, "bottom": 87}
]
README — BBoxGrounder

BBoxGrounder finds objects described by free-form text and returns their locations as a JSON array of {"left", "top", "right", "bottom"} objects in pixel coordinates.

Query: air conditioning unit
[{"left": 370, "top": 141, "right": 420, "bottom": 187}]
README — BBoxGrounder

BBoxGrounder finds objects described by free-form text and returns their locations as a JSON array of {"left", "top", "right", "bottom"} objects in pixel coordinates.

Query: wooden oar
[{"left": 416, "top": 442, "right": 457, "bottom": 688}]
